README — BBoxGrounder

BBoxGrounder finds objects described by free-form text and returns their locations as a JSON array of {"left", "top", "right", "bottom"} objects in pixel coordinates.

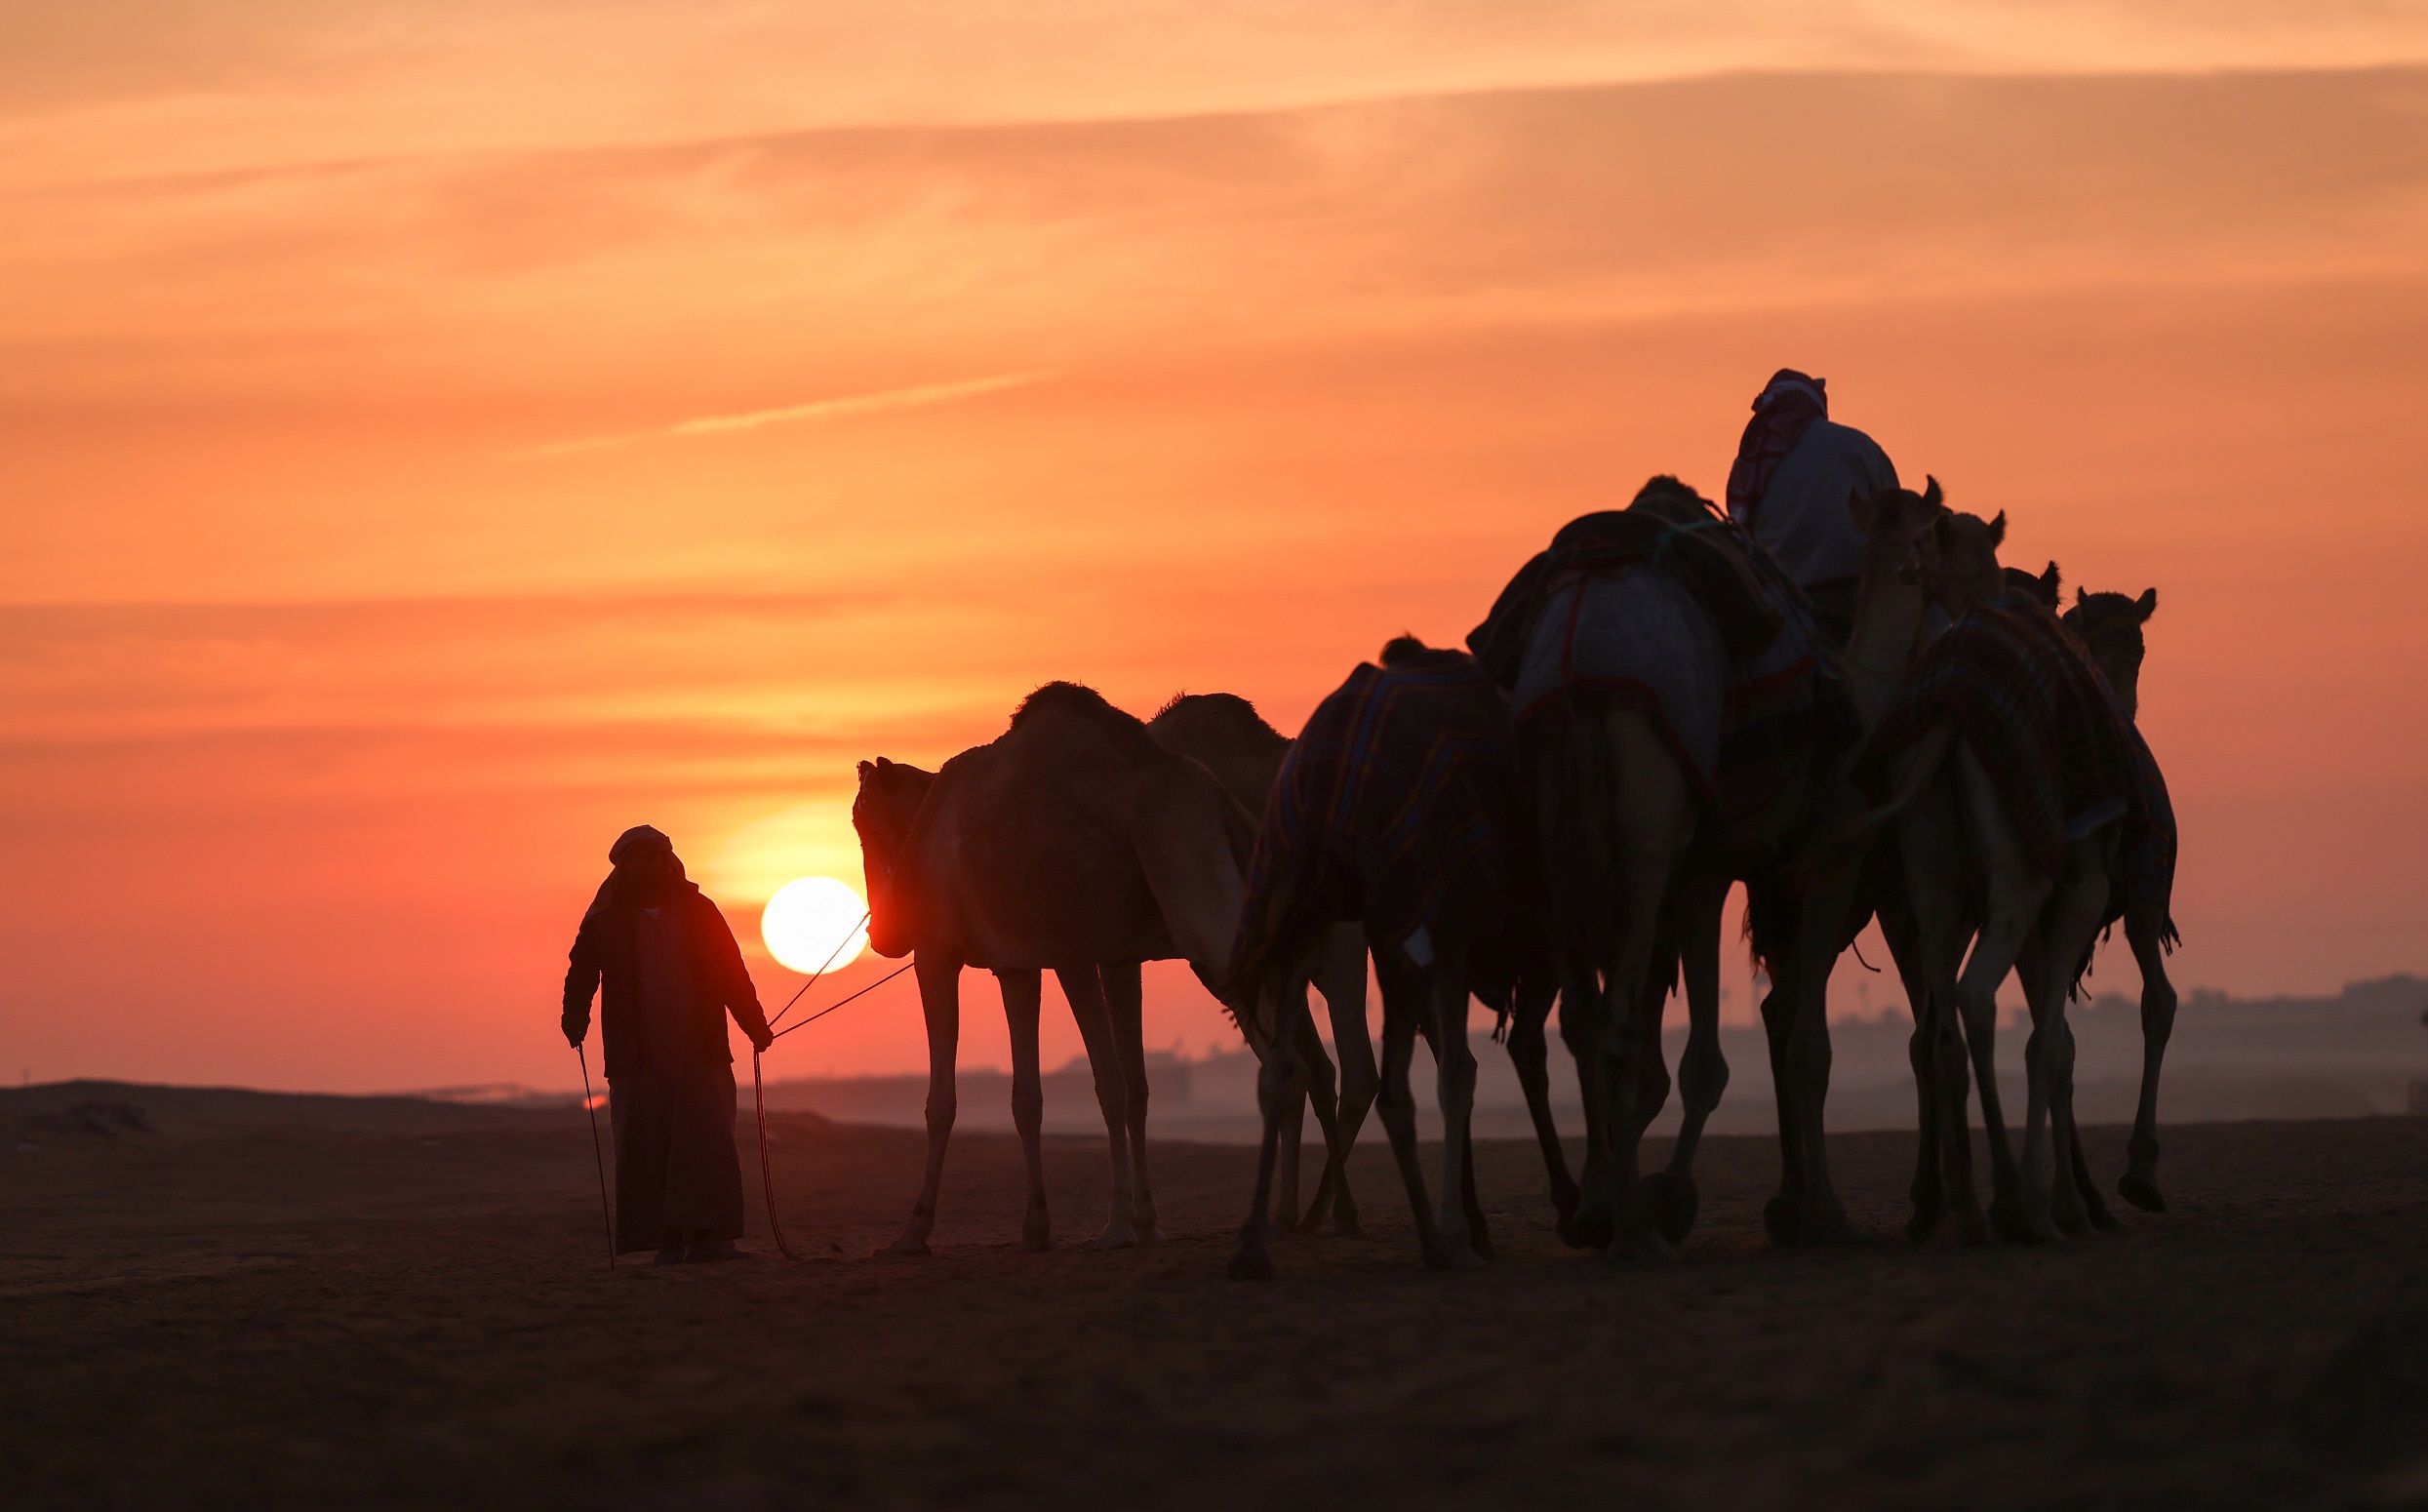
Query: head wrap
[
  {"left": 580, "top": 824, "right": 687, "bottom": 930},
  {"left": 1724, "top": 369, "right": 1828, "bottom": 523}
]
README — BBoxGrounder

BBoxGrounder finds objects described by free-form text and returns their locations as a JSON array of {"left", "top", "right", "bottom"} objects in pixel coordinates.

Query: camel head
[
  {"left": 1847, "top": 476, "right": 1948, "bottom": 599},
  {"left": 853, "top": 756, "right": 937, "bottom": 959},
  {"left": 1908, "top": 508, "right": 2008, "bottom": 618},
  {"left": 2063, "top": 585, "right": 2158, "bottom": 720},
  {"left": 2003, "top": 559, "right": 2062, "bottom": 611}
]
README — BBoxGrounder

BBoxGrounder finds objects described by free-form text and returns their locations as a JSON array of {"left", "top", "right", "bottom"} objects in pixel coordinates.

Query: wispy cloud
[{"left": 511, "top": 370, "right": 1053, "bottom": 459}]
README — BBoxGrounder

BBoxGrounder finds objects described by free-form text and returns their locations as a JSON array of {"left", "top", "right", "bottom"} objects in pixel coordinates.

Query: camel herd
[{"left": 850, "top": 476, "right": 2176, "bottom": 1279}]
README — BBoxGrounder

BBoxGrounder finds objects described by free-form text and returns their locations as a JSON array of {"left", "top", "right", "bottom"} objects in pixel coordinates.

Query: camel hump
[{"left": 1147, "top": 692, "right": 1289, "bottom": 813}]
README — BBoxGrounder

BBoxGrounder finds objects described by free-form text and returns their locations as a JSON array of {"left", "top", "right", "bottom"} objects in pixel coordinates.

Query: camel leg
[
  {"left": 1503, "top": 975, "right": 1578, "bottom": 1237},
  {"left": 1947, "top": 745, "right": 2055, "bottom": 1243},
  {"left": 1099, "top": 961, "right": 1163, "bottom": 1245},
  {"left": 1875, "top": 899, "right": 1950, "bottom": 1242},
  {"left": 1648, "top": 862, "right": 1730, "bottom": 1246},
  {"left": 1769, "top": 846, "right": 1877, "bottom": 1248},
  {"left": 1428, "top": 953, "right": 1486, "bottom": 1268},
  {"left": 2016, "top": 839, "right": 2112, "bottom": 1241},
  {"left": 2013, "top": 948, "right": 2118, "bottom": 1234},
  {"left": 1590, "top": 709, "right": 1694, "bottom": 1263},
  {"left": 1312, "top": 932, "right": 1375, "bottom": 1238},
  {"left": 1287, "top": 1003, "right": 1346, "bottom": 1235},
  {"left": 999, "top": 970, "right": 1053, "bottom": 1252},
  {"left": 1895, "top": 788, "right": 1990, "bottom": 1249},
  {"left": 1750, "top": 914, "right": 1803, "bottom": 1244},
  {"left": 886, "top": 952, "right": 963, "bottom": 1256},
  {"left": 1371, "top": 947, "right": 1450, "bottom": 1269},
  {"left": 1557, "top": 975, "right": 1616, "bottom": 1250},
  {"left": 1227, "top": 975, "right": 1313, "bottom": 1282},
  {"left": 1055, "top": 964, "right": 1139, "bottom": 1251},
  {"left": 2119, "top": 909, "right": 2179, "bottom": 1212}
]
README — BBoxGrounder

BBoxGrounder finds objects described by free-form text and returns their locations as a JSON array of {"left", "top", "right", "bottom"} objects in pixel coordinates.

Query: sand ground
[{"left": 4, "top": 1089, "right": 2425, "bottom": 1510}]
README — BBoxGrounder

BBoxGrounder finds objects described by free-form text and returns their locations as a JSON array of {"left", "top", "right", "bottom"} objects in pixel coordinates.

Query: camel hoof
[
  {"left": 1017, "top": 1230, "right": 1052, "bottom": 1253},
  {"left": 1604, "top": 1228, "right": 1676, "bottom": 1265},
  {"left": 1226, "top": 1244, "right": 1275, "bottom": 1282},
  {"left": 1088, "top": 1222, "right": 1140, "bottom": 1252},
  {"left": 1796, "top": 1215, "right": 1884, "bottom": 1248},
  {"left": 879, "top": 1235, "right": 931, "bottom": 1258},
  {"left": 1988, "top": 1195, "right": 2034, "bottom": 1245},
  {"left": 2118, "top": 1174, "right": 2167, "bottom": 1214},
  {"left": 1762, "top": 1194, "right": 1800, "bottom": 1248},
  {"left": 1561, "top": 1204, "right": 1616, "bottom": 1252},
  {"left": 1904, "top": 1203, "right": 1943, "bottom": 1246},
  {"left": 2079, "top": 1186, "right": 2118, "bottom": 1233},
  {"left": 1332, "top": 1216, "right": 1368, "bottom": 1241},
  {"left": 1642, "top": 1172, "right": 1699, "bottom": 1246},
  {"left": 1134, "top": 1224, "right": 1165, "bottom": 1246}
]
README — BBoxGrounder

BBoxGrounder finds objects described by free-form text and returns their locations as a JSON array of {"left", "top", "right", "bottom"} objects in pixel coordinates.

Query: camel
[
  {"left": 1222, "top": 644, "right": 1537, "bottom": 1278},
  {"left": 1853, "top": 510, "right": 2142, "bottom": 1243},
  {"left": 1493, "top": 478, "right": 1948, "bottom": 1256},
  {"left": 1145, "top": 694, "right": 1373, "bottom": 1236},
  {"left": 851, "top": 682, "right": 1259, "bottom": 1255},
  {"left": 2063, "top": 585, "right": 2180, "bottom": 1212}
]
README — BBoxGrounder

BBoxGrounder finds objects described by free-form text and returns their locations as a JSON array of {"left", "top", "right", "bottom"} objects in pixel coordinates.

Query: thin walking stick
[{"left": 577, "top": 1043, "right": 615, "bottom": 1268}]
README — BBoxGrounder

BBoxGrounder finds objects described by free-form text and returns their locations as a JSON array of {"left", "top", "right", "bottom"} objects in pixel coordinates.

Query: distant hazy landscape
[{"left": 745, "top": 975, "right": 2428, "bottom": 1143}]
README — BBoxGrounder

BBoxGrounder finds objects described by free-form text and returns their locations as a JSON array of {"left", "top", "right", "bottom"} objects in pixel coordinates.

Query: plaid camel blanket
[
  {"left": 1863, "top": 593, "right": 2145, "bottom": 884},
  {"left": 1228, "top": 651, "right": 1532, "bottom": 997}
]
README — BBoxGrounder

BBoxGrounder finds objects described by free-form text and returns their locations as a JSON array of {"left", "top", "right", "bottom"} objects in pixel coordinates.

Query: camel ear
[
  {"left": 2135, "top": 587, "right": 2158, "bottom": 620},
  {"left": 2040, "top": 561, "right": 2060, "bottom": 592},
  {"left": 1847, "top": 485, "right": 1877, "bottom": 536},
  {"left": 1922, "top": 475, "right": 1944, "bottom": 511},
  {"left": 1986, "top": 511, "right": 2008, "bottom": 548},
  {"left": 856, "top": 759, "right": 874, "bottom": 778},
  {"left": 2074, "top": 585, "right": 2088, "bottom": 606}
]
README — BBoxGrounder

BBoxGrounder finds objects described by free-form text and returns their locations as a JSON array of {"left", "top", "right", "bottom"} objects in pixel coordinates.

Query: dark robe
[{"left": 562, "top": 882, "right": 772, "bottom": 1253}]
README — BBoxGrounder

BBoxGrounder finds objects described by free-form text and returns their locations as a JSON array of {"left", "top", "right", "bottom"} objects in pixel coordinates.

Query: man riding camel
[
  {"left": 1724, "top": 368, "right": 1900, "bottom": 645},
  {"left": 562, "top": 824, "right": 775, "bottom": 1265}
]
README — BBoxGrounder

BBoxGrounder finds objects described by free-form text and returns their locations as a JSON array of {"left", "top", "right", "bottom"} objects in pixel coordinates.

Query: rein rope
[{"left": 747, "top": 908, "right": 915, "bottom": 1261}]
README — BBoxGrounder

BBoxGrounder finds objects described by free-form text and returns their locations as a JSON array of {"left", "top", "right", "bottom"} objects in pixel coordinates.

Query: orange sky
[{"left": 5, "top": 5, "right": 2427, "bottom": 1093}]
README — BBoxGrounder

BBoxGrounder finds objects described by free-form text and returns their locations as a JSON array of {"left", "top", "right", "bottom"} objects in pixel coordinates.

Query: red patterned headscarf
[{"left": 1725, "top": 369, "right": 1828, "bottom": 522}]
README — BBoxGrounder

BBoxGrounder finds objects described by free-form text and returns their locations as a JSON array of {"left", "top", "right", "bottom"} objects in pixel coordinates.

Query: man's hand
[
  {"left": 748, "top": 1023, "right": 775, "bottom": 1055},
  {"left": 562, "top": 1012, "right": 586, "bottom": 1050}
]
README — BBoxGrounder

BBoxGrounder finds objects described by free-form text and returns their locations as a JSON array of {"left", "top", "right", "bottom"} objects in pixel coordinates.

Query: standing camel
[
  {"left": 1471, "top": 477, "right": 1947, "bottom": 1254},
  {"left": 1224, "top": 644, "right": 1539, "bottom": 1279},
  {"left": 852, "top": 682, "right": 1262, "bottom": 1254},
  {"left": 1146, "top": 694, "right": 1373, "bottom": 1236},
  {"left": 2063, "top": 585, "right": 2180, "bottom": 1211},
  {"left": 1854, "top": 511, "right": 2149, "bottom": 1243}
]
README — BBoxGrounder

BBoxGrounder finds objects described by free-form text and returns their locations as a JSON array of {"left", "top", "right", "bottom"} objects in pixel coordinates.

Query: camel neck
[{"left": 1841, "top": 577, "right": 1928, "bottom": 731}]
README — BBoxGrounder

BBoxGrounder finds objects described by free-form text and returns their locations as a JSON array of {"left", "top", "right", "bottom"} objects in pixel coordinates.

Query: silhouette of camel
[
  {"left": 2064, "top": 584, "right": 2180, "bottom": 1213},
  {"left": 1853, "top": 511, "right": 2136, "bottom": 1244},
  {"left": 1146, "top": 693, "right": 1372, "bottom": 1236},
  {"left": 852, "top": 683, "right": 1256, "bottom": 1255}
]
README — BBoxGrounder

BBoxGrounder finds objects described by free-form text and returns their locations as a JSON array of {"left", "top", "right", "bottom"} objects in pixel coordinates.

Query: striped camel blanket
[
  {"left": 1228, "top": 650, "right": 1532, "bottom": 998},
  {"left": 1862, "top": 593, "right": 2145, "bottom": 884}
]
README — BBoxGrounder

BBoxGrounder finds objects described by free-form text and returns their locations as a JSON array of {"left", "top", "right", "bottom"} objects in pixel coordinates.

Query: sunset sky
[{"left": 5, "top": 2, "right": 2426, "bottom": 1094}]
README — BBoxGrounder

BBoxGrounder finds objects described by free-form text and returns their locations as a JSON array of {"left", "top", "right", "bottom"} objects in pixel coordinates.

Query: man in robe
[
  {"left": 562, "top": 825, "right": 775, "bottom": 1265},
  {"left": 1724, "top": 368, "right": 1901, "bottom": 645}
]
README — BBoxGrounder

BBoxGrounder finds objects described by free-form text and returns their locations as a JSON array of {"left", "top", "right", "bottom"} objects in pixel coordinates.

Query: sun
[{"left": 760, "top": 876, "right": 871, "bottom": 975}]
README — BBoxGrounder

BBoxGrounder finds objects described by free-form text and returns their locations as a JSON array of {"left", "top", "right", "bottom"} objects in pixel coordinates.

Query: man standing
[
  {"left": 1724, "top": 368, "right": 1900, "bottom": 644},
  {"left": 563, "top": 825, "right": 775, "bottom": 1265}
]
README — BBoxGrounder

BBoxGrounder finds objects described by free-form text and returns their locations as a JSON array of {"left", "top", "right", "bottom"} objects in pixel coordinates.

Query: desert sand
[{"left": 4, "top": 1082, "right": 2424, "bottom": 1510}]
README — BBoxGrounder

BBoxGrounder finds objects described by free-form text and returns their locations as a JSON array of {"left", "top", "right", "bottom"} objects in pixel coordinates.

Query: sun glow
[{"left": 760, "top": 877, "right": 872, "bottom": 975}]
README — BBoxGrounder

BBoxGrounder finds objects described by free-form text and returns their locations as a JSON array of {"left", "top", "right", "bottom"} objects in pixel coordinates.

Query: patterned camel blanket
[
  {"left": 1473, "top": 483, "right": 1857, "bottom": 821},
  {"left": 1228, "top": 651, "right": 1532, "bottom": 996},
  {"left": 1863, "top": 593, "right": 2145, "bottom": 885}
]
